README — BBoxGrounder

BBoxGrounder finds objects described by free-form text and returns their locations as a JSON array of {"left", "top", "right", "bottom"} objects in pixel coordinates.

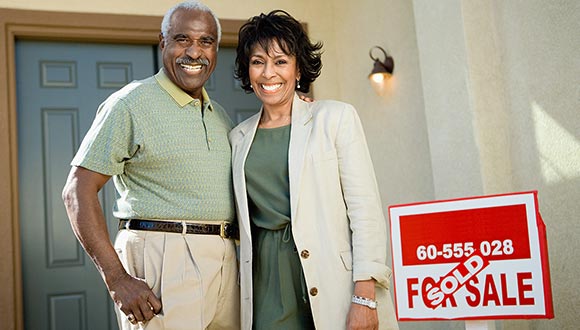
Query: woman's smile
[{"left": 260, "top": 83, "right": 283, "bottom": 92}]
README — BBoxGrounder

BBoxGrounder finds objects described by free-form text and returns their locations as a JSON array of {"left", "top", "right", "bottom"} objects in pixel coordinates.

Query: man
[{"left": 62, "top": 2, "right": 239, "bottom": 329}]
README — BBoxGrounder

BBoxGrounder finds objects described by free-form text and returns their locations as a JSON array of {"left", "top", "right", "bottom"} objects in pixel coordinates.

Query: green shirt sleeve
[{"left": 71, "top": 95, "right": 139, "bottom": 176}]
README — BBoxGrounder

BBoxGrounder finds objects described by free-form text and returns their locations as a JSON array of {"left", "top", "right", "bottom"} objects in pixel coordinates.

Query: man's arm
[{"left": 62, "top": 166, "right": 162, "bottom": 324}]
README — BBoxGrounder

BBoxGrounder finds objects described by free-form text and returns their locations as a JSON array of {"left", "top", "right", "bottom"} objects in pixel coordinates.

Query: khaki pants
[{"left": 114, "top": 229, "right": 240, "bottom": 330}]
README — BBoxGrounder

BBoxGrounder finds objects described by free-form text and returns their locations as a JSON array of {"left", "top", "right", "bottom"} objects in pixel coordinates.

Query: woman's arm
[
  {"left": 334, "top": 103, "right": 388, "bottom": 329},
  {"left": 334, "top": 103, "right": 390, "bottom": 286}
]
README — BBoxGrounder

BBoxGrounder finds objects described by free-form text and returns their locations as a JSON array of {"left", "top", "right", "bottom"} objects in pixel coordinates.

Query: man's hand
[
  {"left": 298, "top": 93, "right": 314, "bottom": 103},
  {"left": 62, "top": 166, "right": 162, "bottom": 325},
  {"left": 108, "top": 272, "right": 162, "bottom": 324}
]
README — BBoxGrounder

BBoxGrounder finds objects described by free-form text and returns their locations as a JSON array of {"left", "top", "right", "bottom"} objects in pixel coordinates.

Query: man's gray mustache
[{"left": 176, "top": 58, "right": 209, "bottom": 66}]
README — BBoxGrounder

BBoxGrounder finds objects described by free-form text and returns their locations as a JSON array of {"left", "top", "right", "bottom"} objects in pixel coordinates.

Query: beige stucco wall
[
  {"left": 493, "top": 2, "right": 579, "bottom": 329},
  {"left": 414, "top": 0, "right": 579, "bottom": 329},
  {"left": 1, "top": 0, "right": 577, "bottom": 329}
]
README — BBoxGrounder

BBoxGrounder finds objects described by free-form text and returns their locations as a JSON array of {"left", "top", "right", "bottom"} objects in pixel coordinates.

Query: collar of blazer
[
  {"left": 234, "top": 93, "right": 314, "bottom": 222},
  {"left": 236, "top": 93, "right": 313, "bottom": 136}
]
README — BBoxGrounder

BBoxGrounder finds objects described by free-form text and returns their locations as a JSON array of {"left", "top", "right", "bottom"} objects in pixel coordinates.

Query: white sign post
[
  {"left": 465, "top": 320, "right": 496, "bottom": 330},
  {"left": 388, "top": 191, "right": 553, "bottom": 328}
]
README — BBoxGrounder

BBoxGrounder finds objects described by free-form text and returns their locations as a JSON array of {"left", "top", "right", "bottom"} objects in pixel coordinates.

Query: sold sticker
[{"left": 389, "top": 191, "right": 553, "bottom": 320}]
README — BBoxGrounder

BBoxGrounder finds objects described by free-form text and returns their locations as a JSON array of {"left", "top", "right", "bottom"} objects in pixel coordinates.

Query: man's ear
[{"left": 159, "top": 33, "right": 165, "bottom": 50}]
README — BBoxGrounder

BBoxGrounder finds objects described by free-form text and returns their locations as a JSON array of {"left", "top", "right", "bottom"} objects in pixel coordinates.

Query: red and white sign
[{"left": 388, "top": 191, "right": 553, "bottom": 321}]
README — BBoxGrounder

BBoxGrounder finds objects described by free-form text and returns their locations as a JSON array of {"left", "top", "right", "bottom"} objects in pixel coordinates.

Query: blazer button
[
  {"left": 310, "top": 287, "right": 318, "bottom": 296},
  {"left": 300, "top": 250, "right": 310, "bottom": 259}
]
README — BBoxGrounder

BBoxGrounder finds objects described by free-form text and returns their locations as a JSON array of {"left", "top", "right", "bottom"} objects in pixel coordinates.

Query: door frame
[{"left": 0, "top": 9, "right": 244, "bottom": 330}]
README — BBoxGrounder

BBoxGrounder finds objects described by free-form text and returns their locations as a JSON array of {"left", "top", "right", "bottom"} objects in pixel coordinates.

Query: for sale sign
[{"left": 388, "top": 191, "right": 553, "bottom": 320}]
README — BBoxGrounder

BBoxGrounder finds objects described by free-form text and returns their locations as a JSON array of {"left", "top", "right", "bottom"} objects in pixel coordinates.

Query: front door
[{"left": 16, "top": 40, "right": 260, "bottom": 330}]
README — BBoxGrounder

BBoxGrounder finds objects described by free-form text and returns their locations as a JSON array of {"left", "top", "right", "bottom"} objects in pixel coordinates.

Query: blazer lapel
[
  {"left": 288, "top": 94, "right": 313, "bottom": 221},
  {"left": 232, "top": 110, "right": 262, "bottom": 241}
]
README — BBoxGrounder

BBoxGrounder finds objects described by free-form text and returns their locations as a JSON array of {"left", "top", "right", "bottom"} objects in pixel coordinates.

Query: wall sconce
[{"left": 369, "top": 46, "right": 394, "bottom": 95}]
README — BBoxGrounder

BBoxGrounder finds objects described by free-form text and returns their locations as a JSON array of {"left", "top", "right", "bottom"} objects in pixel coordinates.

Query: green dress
[{"left": 245, "top": 124, "right": 315, "bottom": 330}]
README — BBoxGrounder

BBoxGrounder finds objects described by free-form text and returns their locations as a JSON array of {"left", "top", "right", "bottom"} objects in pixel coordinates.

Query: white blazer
[{"left": 230, "top": 94, "right": 398, "bottom": 330}]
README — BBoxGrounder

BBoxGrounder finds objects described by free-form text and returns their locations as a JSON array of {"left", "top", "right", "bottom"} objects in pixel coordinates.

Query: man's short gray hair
[{"left": 161, "top": 1, "right": 222, "bottom": 43}]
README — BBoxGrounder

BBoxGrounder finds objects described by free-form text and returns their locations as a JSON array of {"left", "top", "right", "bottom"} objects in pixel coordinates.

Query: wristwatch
[{"left": 351, "top": 295, "right": 378, "bottom": 309}]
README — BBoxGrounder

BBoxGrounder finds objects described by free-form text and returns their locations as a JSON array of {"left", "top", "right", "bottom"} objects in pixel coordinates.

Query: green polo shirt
[{"left": 72, "top": 69, "right": 234, "bottom": 221}]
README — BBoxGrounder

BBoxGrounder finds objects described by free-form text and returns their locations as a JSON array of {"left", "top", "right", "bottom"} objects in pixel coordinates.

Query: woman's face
[{"left": 248, "top": 41, "right": 299, "bottom": 110}]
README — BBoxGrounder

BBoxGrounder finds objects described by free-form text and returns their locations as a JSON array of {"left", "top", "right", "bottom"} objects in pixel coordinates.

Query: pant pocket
[
  {"left": 143, "top": 232, "right": 165, "bottom": 300},
  {"left": 114, "top": 230, "right": 146, "bottom": 279}
]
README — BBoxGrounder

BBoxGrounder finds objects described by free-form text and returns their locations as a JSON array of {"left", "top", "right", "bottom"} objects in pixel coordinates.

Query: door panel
[{"left": 16, "top": 40, "right": 156, "bottom": 330}]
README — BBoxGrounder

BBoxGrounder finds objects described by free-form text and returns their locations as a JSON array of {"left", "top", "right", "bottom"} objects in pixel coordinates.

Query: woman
[{"left": 230, "top": 10, "right": 399, "bottom": 330}]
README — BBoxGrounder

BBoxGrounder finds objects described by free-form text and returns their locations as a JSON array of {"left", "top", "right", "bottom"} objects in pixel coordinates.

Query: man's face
[{"left": 159, "top": 9, "right": 218, "bottom": 99}]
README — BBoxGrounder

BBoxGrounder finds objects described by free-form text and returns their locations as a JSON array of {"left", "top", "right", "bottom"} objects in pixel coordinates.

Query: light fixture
[{"left": 369, "top": 46, "right": 394, "bottom": 95}]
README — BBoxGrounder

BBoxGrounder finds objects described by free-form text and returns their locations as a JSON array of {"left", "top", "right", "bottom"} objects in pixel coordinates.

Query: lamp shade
[
  {"left": 369, "top": 60, "right": 393, "bottom": 83},
  {"left": 368, "top": 46, "right": 394, "bottom": 82}
]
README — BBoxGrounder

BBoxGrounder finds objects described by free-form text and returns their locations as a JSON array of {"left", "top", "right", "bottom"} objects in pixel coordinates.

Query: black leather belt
[{"left": 118, "top": 219, "right": 239, "bottom": 240}]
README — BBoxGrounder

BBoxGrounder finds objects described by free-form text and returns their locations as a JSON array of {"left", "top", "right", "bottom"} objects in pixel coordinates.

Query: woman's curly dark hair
[{"left": 234, "top": 10, "right": 323, "bottom": 93}]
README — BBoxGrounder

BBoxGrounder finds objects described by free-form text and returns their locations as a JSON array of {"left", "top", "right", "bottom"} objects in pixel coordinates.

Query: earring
[{"left": 296, "top": 79, "right": 301, "bottom": 89}]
